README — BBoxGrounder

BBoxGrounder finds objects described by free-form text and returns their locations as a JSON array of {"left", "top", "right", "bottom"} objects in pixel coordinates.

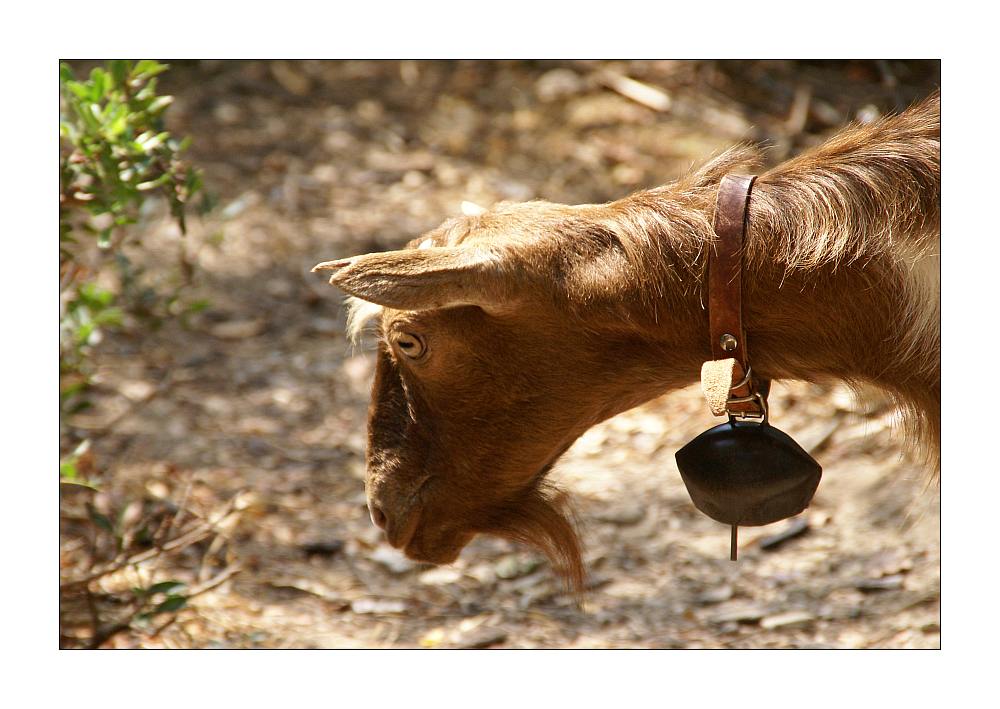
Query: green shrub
[
  {"left": 59, "top": 60, "right": 210, "bottom": 413},
  {"left": 59, "top": 61, "right": 226, "bottom": 648}
]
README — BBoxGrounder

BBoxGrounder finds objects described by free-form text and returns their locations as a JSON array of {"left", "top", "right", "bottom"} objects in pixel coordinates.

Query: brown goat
[{"left": 314, "top": 92, "right": 940, "bottom": 589}]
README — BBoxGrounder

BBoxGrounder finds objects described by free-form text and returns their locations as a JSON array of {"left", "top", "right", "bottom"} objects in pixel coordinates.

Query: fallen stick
[{"left": 596, "top": 70, "right": 672, "bottom": 112}]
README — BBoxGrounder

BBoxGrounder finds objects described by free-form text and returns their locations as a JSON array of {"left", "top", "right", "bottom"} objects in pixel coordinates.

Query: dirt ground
[{"left": 59, "top": 60, "right": 940, "bottom": 649}]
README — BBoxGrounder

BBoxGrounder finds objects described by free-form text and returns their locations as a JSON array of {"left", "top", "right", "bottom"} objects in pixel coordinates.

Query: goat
[{"left": 314, "top": 91, "right": 940, "bottom": 590}]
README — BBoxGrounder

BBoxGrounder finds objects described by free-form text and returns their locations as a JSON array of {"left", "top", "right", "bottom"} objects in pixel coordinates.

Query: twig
[
  {"left": 785, "top": 84, "right": 812, "bottom": 137},
  {"left": 60, "top": 493, "right": 243, "bottom": 590},
  {"left": 147, "top": 564, "right": 243, "bottom": 640},
  {"left": 186, "top": 562, "right": 243, "bottom": 599},
  {"left": 153, "top": 472, "right": 195, "bottom": 550},
  {"left": 148, "top": 613, "right": 181, "bottom": 640},
  {"left": 595, "top": 70, "right": 671, "bottom": 112}
]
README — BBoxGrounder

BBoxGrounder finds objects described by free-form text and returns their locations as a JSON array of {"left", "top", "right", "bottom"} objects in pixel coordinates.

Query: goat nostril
[{"left": 369, "top": 504, "right": 388, "bottom": 530}]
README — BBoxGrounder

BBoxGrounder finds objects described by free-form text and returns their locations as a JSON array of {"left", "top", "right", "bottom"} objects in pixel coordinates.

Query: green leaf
[
  {"left": 60, "top": 479, "right": 99, "bottom": 491},
  {"left": 147, "top": 95, "right": 174, "bottom": 114},
  {"left": 133, "top": 60, "right": 169, "bottom": 80},
  {"left": 79, "top": 282, "right": 115, "bottom": 307},
  {"left": 59, "top": 63, "right": 76, "bottom": 84},
  {"left": 65, "top": 399, "right": 94, "bottom": 414},
  {"left": 94, "top": 308, "right": 123, "bottom": 327},
  {"left": 66, "top": 81, "right": 90, "bottom": 101},
  {"left": 135, "top": 131, "right": 169, "bottom": 154},
  {"left": 87, "top": 505, "right": 114, "bottom": 533},
  {"left": 153, "top": 595, "right": 188, "bottom": 614},
  {"left": 109, "top": 60, "right": 128, "bottom": 88},
  {"left": 89, "top": 68, "right": 108, "bottom": 103},
  {"left": 147, "top": 581, "right": 186, "bottom": 596},
  {"left": 136, "top": 173, "right": 171, "bottom": 191},
  {"left": 60, "top": 460, "right": 77, "bottom": 479},
  {"left": 186, "top": 299, "right": 211, "bottom": 313},
  {"left": 106, "top": 109, "right": 128, "bottom": 139}
]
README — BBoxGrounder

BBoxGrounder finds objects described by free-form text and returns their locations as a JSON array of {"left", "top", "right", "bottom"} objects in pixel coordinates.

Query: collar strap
[{"left": 702, "top": 174, "right": 768, "bottom": 420}]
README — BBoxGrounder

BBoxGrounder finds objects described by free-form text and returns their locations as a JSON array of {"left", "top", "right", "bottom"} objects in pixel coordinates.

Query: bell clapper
[{"left": 730, "top": 524, "right": 738, "bottom": 561}]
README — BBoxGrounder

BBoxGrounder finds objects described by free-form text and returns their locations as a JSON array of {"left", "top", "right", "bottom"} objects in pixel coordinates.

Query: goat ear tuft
[{"left": 315, "top": 246, "right": 511, "bottom": 312}]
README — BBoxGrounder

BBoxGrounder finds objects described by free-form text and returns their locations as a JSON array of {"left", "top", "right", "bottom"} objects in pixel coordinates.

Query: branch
[{"left": 60, "top": 492, "right": 245, "bottom": 590}]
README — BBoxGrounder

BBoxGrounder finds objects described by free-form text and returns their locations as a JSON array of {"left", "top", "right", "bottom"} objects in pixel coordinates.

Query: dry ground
[{"left": 60, "top": 60, "right": 940, "bottom": 649}]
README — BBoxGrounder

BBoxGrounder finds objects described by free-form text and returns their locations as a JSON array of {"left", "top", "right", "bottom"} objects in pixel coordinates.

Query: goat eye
[{"left": 394, "top": 332, "right": 426, "bottom": 359}]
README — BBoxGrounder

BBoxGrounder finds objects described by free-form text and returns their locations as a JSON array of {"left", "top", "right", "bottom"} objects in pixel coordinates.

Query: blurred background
[{"left": 59, "top": 59, "right": 940, "bottom": 649}]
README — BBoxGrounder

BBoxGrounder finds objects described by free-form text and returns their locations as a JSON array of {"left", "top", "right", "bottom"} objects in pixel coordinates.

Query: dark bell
[{"left": 675, "top": 420, "right": 822, "bottom": 527}]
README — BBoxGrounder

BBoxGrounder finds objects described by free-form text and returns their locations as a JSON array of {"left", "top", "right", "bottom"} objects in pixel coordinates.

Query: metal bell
[{"left": 675, "top": 420, "right": 822, "bottom": 531}]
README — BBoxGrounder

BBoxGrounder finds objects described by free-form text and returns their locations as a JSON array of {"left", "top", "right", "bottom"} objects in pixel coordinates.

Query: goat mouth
[
  {"left": 403, "top": 539, "right": 463, "bottom": 565},
  {"left": 402, "top": 531, "right": 468, "bottom": 565}
]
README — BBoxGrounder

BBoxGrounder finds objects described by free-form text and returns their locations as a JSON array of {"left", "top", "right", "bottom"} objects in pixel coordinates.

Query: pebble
[
  {"left": 451, "top": 627, "right": 507, "bottom": 649},
  {"left": 120, "top": 379, "right": 156, "bottom": 401},
  {"left": 535, "top": 68, "right": 585, "bottom": 102},
  {"left": 709, "top": 602, "right": 768, "bottom": 624},
  {"left": 418, "top": 567, "right": 463, "bottom": 586},
  {"left": 210, "top": 319, "right": 266, "bottom": 340},
  {"left": 350, "top": 598, "right": 406, "bottom": 615},
  {"left": 759, "top": 517, "right": 811, "bottom": 551},
  {"left": 213, "top": 102, "right": 243, "bottom": 125},
  {"left": 370, "top": 544, "right": 417, "bottom": 574},
  {"left": 495, "top": 554, "right": 540, "bottom": 580},
  {"left": 855, "top": 575, "right": 905, "bottom": 592},
  {"left": 696, "top": 585, "right": 734, "bottom": 605},
  {"left": 760, "top": 610, "right": 815, "bottom": 630},
  {"left": 594, "top": 504, "right": 645, "bottom": 526}
]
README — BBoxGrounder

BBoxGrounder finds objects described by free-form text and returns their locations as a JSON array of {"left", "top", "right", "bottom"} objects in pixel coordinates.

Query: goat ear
[{"left": 312, "top": 246, "right": 511, "bottom": 312}]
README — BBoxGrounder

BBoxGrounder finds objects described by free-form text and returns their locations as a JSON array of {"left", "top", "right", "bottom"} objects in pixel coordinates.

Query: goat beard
[{"left": 482, "top": 479, "right": 585, "bottom": 593}]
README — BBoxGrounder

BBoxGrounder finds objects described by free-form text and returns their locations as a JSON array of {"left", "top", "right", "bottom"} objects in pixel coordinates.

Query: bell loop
[{"left": 726, "top": 390, "right": 769, "bottom": 424}]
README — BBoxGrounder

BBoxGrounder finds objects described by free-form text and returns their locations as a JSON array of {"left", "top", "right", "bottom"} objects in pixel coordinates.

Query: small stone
[
  {"left": 495, "top": 554, "right": 540, "bottom": 580},
  {"left": 350, "top": 598, "right": 406, "bottom": 615},
  {"left": 466, "top": 563, "right": 497, "bottom": 585},
  {"left": 759, "top": 517, "right": 811, "bottom": 551},
  {"left": 696, "top": 585, "right": 734, "bottom": 605},
  {"left": 120, "top": 380, "right": 155, "bottom": 401},
  {"left": 213, "top": 102, "right": 242, "bottom": 125},
  {"left": 452, "top": 627, "right": 507, "bottom": 649},
  {"left": 418, "top": 567, "right": 462, "bottom": 586},
  {"left": 210, "top": 319, "right": 266, "bottom": 340},
  {"left": 709, "top": 602, "right": 767, "bottom": 624},
  {"left": 864, "top": 549, "right": 914, "bottom": 578},
  {"left": 535, "top": 68, "right": 585, "bottom": 102},
  {"left": 855, "top": 574, "right": 905, "bottom": 592},
  {"left": 761, "top": 610, "right": 814, "bottom": 630},
  {"left": 270, "top": 60, "right": 312, "bottom": 96},
  {"left": 355, "top": 99, "right": 384, "bottom": 123},
  {"left": 594, "top": 504, "right": 645, "bottom": 526},
  {"left": 370, "top": 544, "right": 417, "bottom": 574}
]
